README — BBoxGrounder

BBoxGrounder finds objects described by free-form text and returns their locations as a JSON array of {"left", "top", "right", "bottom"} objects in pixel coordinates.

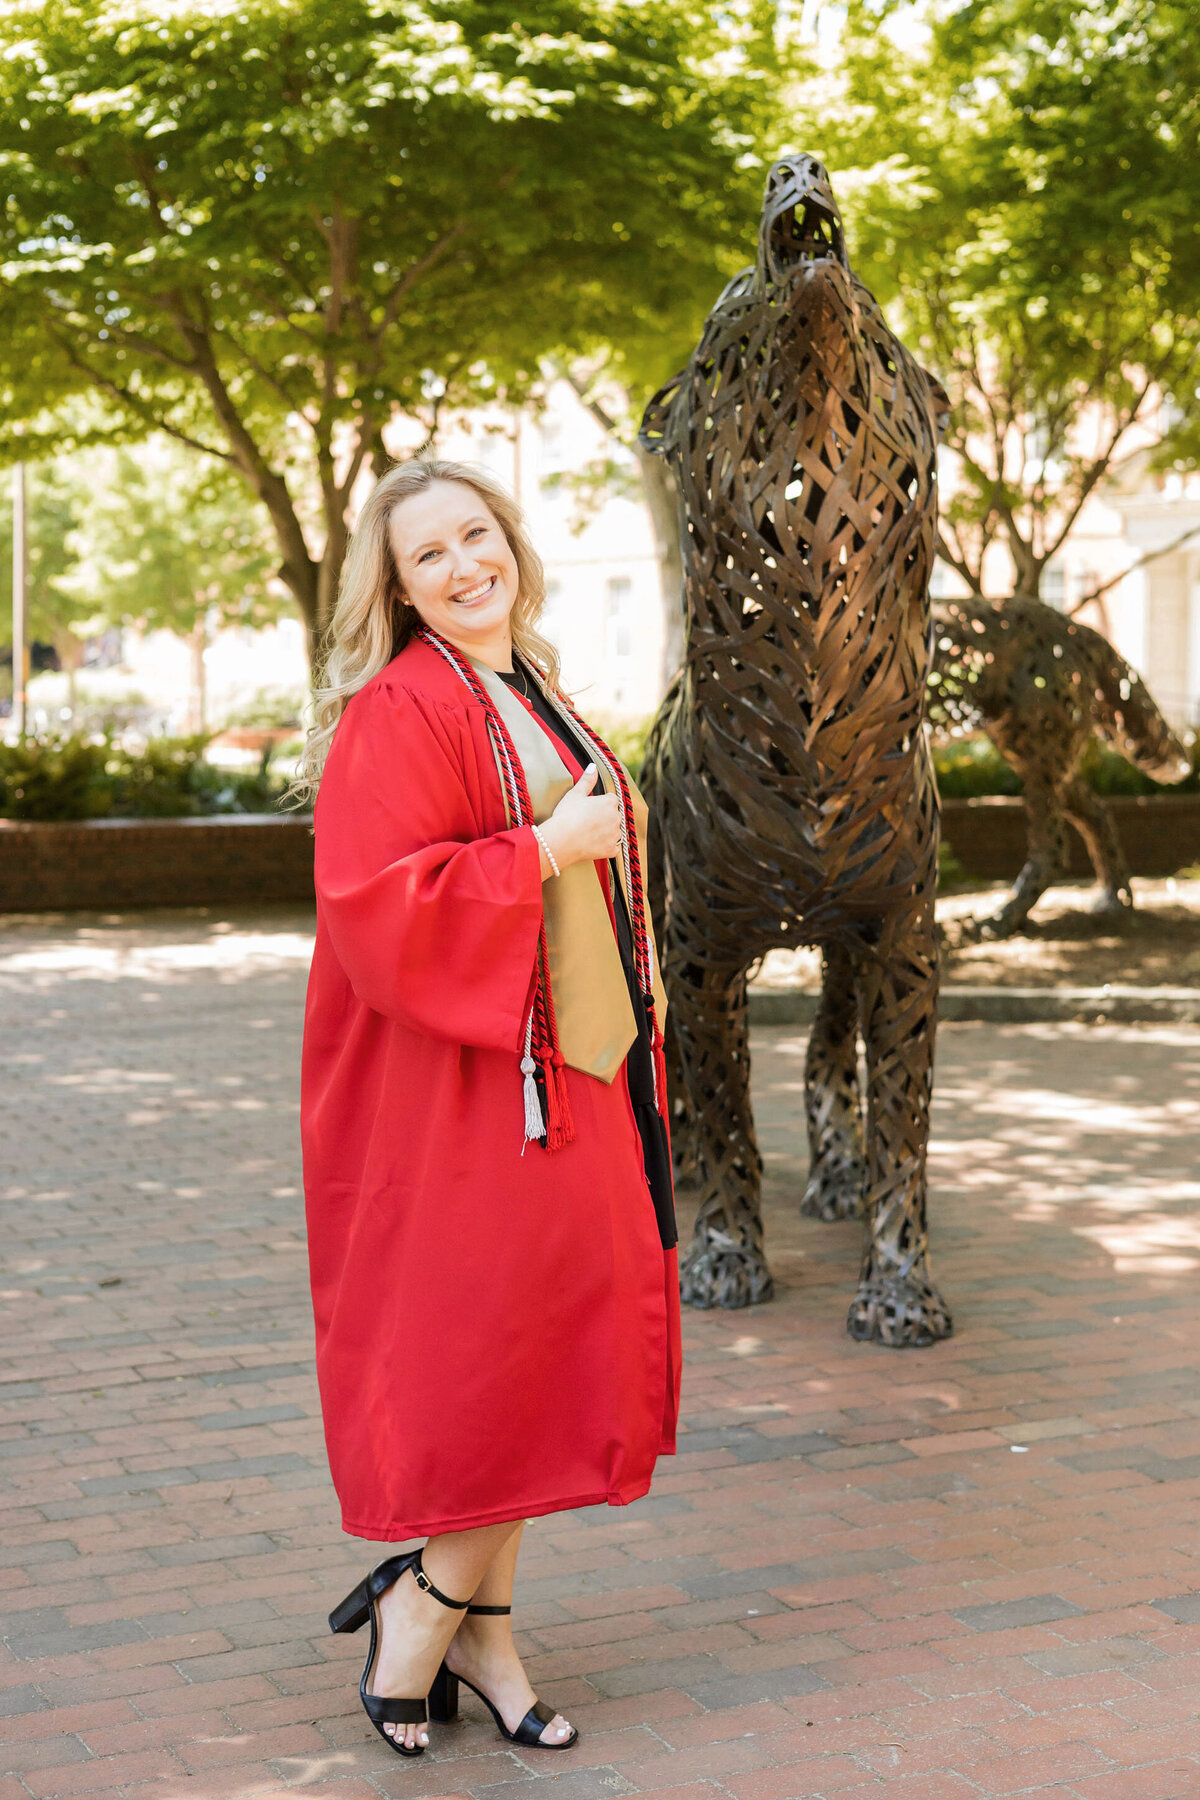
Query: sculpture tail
[{"left": 1089, "top": 640, "right": 1191, "bottom": 783}]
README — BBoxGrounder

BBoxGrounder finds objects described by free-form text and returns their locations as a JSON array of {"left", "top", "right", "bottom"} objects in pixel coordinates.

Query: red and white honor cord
[{"left": 417, "top": 626, "right": 574, "bottom": 1150}]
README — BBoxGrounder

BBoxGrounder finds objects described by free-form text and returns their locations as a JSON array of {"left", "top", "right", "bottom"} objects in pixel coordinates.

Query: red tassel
[
  {"left": 651, "top": 1026, "right": 669, "bottom": 1124},
  {"left": 543, "top": 1049, "right": 575, "bottom": 1150},
  {"left": 541, "top": 1051, "right": 562, "bottom": 1137}
]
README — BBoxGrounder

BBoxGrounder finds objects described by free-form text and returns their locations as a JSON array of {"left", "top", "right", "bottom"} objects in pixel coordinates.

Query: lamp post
[{"left": 11, "top": 462, "right": 28, "bottom": 739}]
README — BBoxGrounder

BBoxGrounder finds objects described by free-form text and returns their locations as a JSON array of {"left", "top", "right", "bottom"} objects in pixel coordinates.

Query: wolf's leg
[
  {"left": 801, "top": 945, "right": 867, "bottom": 1221},
  {"left": 848, "top": 898, "right": 952, "bottom": 1347},
  {"left": 662, "top": 1005, "right": 698, "bottom": 1187},
  {"left": 1061, "top": 779, "right": 1134, "bottom": 916},
  {"left": 642, "top": 731, "right": 700, "bottom": 1186},
  {"left": 672, "top": 957, "right": 773, "bottom": 1310},
  {"left": 981, "top": 773, "right": 1069, "bottom": 937}
]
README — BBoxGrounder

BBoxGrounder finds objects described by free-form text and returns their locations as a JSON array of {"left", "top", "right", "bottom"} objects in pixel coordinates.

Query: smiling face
[{"left": 388, "top": 478, "right": 520, "bottom": 666}]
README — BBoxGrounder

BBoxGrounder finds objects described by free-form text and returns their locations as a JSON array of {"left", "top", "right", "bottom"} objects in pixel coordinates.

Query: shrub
[
  {"left": 591, "top": 715, "right": 654, "bottom": 780},
  {"left": 932, "top": 732, "right": 1199, "bottom": 798},
  {"left": 1079, "top": 735, "right": 1200, "bottom": 795},
  {"left": 0, "top": 733, "right": 293, "bottom": 821},
  {"left": 931, "top": 736, "right": 1023, "bottom": 798},
  {"left": 3, "top": 723, "right": 1195, "bottom": 822},
  {"left": 0, "top": 736, "right": 112, "bottom": 821},
  {"left": 937, "top": 840, "right": 970, "bottom": 891}
]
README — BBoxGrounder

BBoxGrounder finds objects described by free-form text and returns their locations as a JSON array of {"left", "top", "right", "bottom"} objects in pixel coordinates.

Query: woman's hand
[{"left": 536, "top": 766, "right": 621, "bottom": 876}]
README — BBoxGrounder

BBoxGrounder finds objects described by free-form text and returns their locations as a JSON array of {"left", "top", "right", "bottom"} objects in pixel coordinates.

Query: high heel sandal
[
  {"left": 328, "top": 1547, "right": 470, "bottom": 1757},
  {"left": 428, "top": 1602, "right": 580, "bottom": 1750}
]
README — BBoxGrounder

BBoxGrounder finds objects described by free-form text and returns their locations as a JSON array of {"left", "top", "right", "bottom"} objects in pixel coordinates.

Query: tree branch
[
  {"left": 50, "top": 330, "right": 233, "bottom": 461},
  {"left": 236, "top": 276, "right": 323, "bottom": 350},
  {"left": 1067, "top": 522, "right": 1200, "bottom": 616},
  {"left": 313, "top": 198, "right": 357, "bottom": 342},
  {"left": 335, "top": 417, "right": 374, "bottom": 508},
  {"left": 936, "top": 525, "right": 984, "bottom": 593},
  {"left": 210, "top": 322, "right": 313, "bottom": 417},
  {"left": 371, "top": 222, "right": 470, "bottom": 349},
  {"left": 168, "top": 300, "right": 317, "bottom": 615},
  {"left": 1041, "top": 377, "right": 1158, "bottom": 564},
  {"left": 562, "top": 367, "right": 623, "bottom": 440}
]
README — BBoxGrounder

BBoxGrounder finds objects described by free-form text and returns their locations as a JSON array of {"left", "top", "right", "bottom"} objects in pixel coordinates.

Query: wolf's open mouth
[{"left": 771, "top": 197, "right": 845, "bottom": 269}]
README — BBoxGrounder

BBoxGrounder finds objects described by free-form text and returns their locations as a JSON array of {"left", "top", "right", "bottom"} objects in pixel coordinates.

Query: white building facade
[
  {"left": 22, "top": 383, "right": 1200, "bottom": 739},
  {"left": 933, "top": 428, "right": 1200, "bottom": 733},
  {"left": 22, "top": 380, "right": 666, "bottom": 736},
  {"left": 435, "top": 387, "right": 666, "bottom": 720}
]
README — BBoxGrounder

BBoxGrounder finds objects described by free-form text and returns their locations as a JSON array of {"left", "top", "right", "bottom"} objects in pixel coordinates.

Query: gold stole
[{"left": 469, "top": 658, "right": 668, "bottom": 1085}]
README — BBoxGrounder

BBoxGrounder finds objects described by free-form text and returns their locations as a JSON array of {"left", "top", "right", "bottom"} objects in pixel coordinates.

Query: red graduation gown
[{"left": 301, "top": 635, "right": 680, "bottom": 1540}]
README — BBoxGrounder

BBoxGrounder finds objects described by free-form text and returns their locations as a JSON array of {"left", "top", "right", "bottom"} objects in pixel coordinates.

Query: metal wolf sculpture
[
  {"left": 931, "top": 595, "right": 1190, "bottom": 936},
  {"left": 638, "top": 155, "right": 952, "bottom": 1345}
]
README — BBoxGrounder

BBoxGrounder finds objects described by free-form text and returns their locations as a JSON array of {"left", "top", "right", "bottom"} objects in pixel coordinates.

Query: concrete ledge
[
  {"left": 0, "top": 815, "right": 315, "bottom": 911},
  {"left": 749, "top": 984, "right": 1200, "bottom": 1027}
]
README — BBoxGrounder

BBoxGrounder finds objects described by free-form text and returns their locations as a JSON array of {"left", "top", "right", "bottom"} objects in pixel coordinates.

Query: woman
[{"left": 297, "top": 458, "right": 681, "bottom": 1758}]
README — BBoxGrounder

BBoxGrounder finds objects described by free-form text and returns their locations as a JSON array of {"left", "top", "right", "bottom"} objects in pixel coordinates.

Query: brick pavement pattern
[{"left": 2, "top": 906, "right": 1200, "bottom": 1800}]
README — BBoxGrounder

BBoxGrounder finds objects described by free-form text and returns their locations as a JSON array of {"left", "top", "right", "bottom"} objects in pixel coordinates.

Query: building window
[
  {"left": 1042, "top": 564, "right": 1066, "bottom": 611},
  {"left": 605, "top": 575, "right": 633, "bottom": 658}
]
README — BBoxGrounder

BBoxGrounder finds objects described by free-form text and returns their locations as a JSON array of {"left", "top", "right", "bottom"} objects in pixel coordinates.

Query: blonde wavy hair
[{"left": 291, "top": 457, "right": 564, "bottom": 805}]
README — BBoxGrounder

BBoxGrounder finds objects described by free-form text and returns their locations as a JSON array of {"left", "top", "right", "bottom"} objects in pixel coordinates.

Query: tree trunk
[
  {"left": 273, "top": 479, "right": 354, "bottom": 683},
  {"left": 1007, "top": 534, "right": 1043, "bottom": 604},
  {"left": 634, "top": 444, "right": 686, "bottom": 693}
]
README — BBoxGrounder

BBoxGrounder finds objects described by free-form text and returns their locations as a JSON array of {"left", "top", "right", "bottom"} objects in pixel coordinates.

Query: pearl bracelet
[{"left": 532, "top": 824, "right": 560, "bottom": 878}]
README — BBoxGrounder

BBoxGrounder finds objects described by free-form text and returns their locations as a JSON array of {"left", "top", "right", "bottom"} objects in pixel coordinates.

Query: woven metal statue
[
  {"left": 930, "top": 595, "right": 1190, "bottom": 936},
  {"left": 638, "top": 155, "right": 952, "bottom": 1345}
]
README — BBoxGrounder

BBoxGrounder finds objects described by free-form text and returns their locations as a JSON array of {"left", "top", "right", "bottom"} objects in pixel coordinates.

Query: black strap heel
[
  {"left": 428, "top": 1659, "right": 459, "bottom": 1722},
  {"left": 446, "top": 1600, "right": 579, "bottom": 1749},
  {"left": 328, "top": 1548, "right": 470, "bottom": 1758},
  {"left": 328, "top": 1581, "right": 372, "bottom": 1635}
]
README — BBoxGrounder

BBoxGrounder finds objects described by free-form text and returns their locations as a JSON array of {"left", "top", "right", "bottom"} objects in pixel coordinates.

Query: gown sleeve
[{"left": 313, "top": 680, "right": 543, "bottom": 1052}]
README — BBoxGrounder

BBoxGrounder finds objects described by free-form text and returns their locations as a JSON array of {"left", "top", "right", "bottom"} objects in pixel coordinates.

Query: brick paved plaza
[{"left": 3, "top": 906, "right": 1200, "bottom": 1800}]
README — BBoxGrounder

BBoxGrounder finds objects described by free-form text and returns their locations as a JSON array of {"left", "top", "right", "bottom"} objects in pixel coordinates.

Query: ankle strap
[
  {"left": 466, "top": 1602, "right": 511, "bottom": 1616},
  {"left": 412, "top": 1549, "right": 470, "bottom": 1611}
]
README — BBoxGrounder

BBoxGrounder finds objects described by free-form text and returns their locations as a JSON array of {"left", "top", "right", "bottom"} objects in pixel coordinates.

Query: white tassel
[
  {"left": 519, "top": 1014, "right": 544, "bottom": 1152},
  {"left": 521, "top": 1054, "right": 545, "bottom": 1145}
]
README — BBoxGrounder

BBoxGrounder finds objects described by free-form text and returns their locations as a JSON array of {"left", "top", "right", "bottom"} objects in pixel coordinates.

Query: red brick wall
[
  {"left": 940, "top": 794, "right": 1200, "bottom": 881},
  {"left": 2, "top": 797, "right": 1197, "bottom": 912},
  {"left": 0, "top": 816, "right": 315, "bottom": 911}
]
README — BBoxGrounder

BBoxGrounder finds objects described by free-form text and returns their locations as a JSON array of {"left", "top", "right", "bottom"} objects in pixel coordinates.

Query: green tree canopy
[
  {"left": 74, "top": 444, "right": 282, "bottom": 641},
  {"left": 0, "top": 0, "right": 789, "bottom": 659},
  {"left": 1, "top": 443, "right": 284, "bottom": 717},
  {"left": 818, "top": 0, "right": 1200, "bottom": 601}
]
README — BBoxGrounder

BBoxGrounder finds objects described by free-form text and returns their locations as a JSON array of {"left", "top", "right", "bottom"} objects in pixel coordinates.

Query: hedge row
[
  {"left": 932, "top": 733, "right": 1200, "bottom": 798},
  {"left": 0, "top": 734, "right": 295, "bottom": 821},
  {"left": 2, "top": 727, "right": 1197, "bottom": 822}
]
